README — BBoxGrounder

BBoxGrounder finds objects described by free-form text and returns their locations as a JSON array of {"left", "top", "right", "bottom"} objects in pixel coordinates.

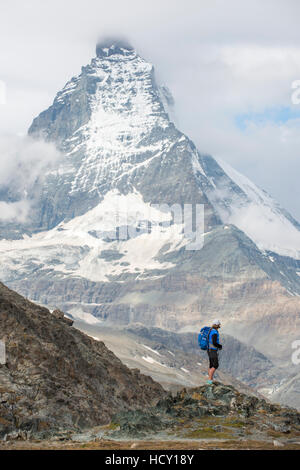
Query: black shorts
[{"left": 207, "top": 349, "right": 219, "bottom": 369}]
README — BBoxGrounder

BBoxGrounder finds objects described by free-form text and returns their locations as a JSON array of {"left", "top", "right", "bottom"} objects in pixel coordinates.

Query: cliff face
[{"left": 0, "top": 282, "right": 166, "bottom": 438}]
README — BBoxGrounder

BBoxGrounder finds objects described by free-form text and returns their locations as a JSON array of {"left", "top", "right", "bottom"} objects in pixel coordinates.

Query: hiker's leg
[
  {"left": 207, "top": 351, "right": 211, "bottom": 378},
  {"left": 209, "top": 367, "right": 216, "bottom": 380}
]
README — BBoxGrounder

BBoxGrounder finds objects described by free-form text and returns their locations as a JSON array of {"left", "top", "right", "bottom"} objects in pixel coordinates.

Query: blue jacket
[{"left": 209, "top": 328, "right": 220, "bottom": 350}]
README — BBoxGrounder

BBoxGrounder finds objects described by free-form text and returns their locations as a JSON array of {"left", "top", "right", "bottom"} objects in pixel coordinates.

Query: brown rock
[{"left": 0, "top": 282, "right": 166, "bottom": 436}]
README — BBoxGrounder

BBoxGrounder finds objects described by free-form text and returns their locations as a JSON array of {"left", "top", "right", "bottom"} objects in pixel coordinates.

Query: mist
[{"left": 0, "top": 135, "right": 60, "bottom": 222}]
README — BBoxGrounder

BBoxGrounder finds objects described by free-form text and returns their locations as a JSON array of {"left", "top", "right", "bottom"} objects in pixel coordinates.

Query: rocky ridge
[
  {"left": 108, "top": 382, "right": 300, "bottom": 443},
  {"left": 0, "top": 281, "right": 165, "bottom": 439}
]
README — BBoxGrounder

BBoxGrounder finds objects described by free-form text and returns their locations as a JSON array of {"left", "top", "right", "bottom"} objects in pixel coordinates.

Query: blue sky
[{"left": 236, "top": 106, "right": 300, "bottom": 130}]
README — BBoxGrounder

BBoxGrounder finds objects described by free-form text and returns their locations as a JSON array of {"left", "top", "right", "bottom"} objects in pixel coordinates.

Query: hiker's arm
[{"left": 212, "top": 334, "right": 222, "bottom": 349}]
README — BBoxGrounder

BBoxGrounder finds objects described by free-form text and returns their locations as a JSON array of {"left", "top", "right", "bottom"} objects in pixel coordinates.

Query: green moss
[
  {"left": 107, "top": 422, "right": 120, "bottom": 430},
  {"left": 222, "top": 419, "right": 245, "bottom": 428},
  {"left": 184, "top": 427, "right": 234, "bottom": 440}
]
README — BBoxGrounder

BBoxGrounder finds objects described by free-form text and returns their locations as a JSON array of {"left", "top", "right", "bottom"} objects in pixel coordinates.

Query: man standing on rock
[{"left": 207, "top": 319, "right": 222, "bottom": 385}]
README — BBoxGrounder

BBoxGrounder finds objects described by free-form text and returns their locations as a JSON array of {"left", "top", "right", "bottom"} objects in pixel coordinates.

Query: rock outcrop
[{"left": 109, "top": 382, "right": 300, "bottom": 442}]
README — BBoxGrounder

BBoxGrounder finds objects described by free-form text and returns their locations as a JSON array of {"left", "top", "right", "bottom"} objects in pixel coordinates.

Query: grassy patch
[
  {"left": 222, "top": 418, "right": 245, "bottom": 428},
  {"left": 184, "top": 427, "right": 234, "bottom": 440},
  {"left": 106, "top": 422, "right": 120, "bottom": 430}
]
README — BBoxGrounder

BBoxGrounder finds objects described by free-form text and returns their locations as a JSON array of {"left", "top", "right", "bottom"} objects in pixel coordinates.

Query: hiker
[{"left": 207, "top": 319, "right": 222, "bottom": 385}]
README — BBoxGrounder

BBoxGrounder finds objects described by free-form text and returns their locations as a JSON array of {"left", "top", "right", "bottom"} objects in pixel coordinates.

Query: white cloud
[{"left": 0, "top": 200, "right": 30, "bottom": 223}]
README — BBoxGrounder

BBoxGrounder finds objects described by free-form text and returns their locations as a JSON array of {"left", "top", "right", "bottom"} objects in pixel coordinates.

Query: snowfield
[{"left": 0, "top": 190, "right": 188, "bottom": 283}]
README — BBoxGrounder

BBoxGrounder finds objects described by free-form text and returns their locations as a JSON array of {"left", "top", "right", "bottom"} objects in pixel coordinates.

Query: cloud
[
  {"left": 227, "top": 201, "right": 300, "bottom": 258},
  {"left": 0, "top": 200, "right": 30, "bottom": 223},
  {"left": 0, "top": 135, "right": 60, "bottom": 222},
  {"left": 204, "top": 161, "right": 300, "bottom": 258}
]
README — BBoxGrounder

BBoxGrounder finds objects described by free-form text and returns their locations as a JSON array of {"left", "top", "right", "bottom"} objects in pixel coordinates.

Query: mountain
[
  {"left": 0, "top": 40, "right": 300, "bottom": 403},
  {"left": 0, "top": 281, "right": 165, "bottom": 439}
]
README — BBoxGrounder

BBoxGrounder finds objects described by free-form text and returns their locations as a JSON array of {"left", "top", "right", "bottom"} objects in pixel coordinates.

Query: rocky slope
[
  {"left": 107, "top": 382, "right": 300, "bottom": 444},
  {"left": 0, "top": 282, "right": 165, "bottom": 439},
  {"left": 271, "top": 370, "right": 300, "bottom": 409},
  {"left": 2, "top": 382, "right": 300, "bottom": 449}
]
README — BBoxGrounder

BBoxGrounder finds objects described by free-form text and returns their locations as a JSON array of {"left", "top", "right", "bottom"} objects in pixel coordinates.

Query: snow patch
[
  {"left": 142, "top": 344, "right": 161, "bottom": 356},
  {"left": 191, "top": 153, "right": 206, "bottom": 177},
  {"left": 142, "top": 356, "right": 167, "bottom": 367},
  {"left": 67, "top": 308, "right": 102, "bottom": 325}
]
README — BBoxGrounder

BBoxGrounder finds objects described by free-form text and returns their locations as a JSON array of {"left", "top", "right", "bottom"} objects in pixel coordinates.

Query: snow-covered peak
[
  {"left": 96, "top": 39, "right": 134, "bottom": 57},
  {"left": 70, "top": 50, "right": 170, "bottom": 194},
  {"left": 55, "top": 43, "right": 168, "bottom": 123},
  {"left": 85, "top": 46, "right": 168, "bottom": 130},
  {"left": 29, "top": 42, "right": 174, "bottom": 200},
  {"left": 25, "top": 43, "right": 300, "bottom": 263}
]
